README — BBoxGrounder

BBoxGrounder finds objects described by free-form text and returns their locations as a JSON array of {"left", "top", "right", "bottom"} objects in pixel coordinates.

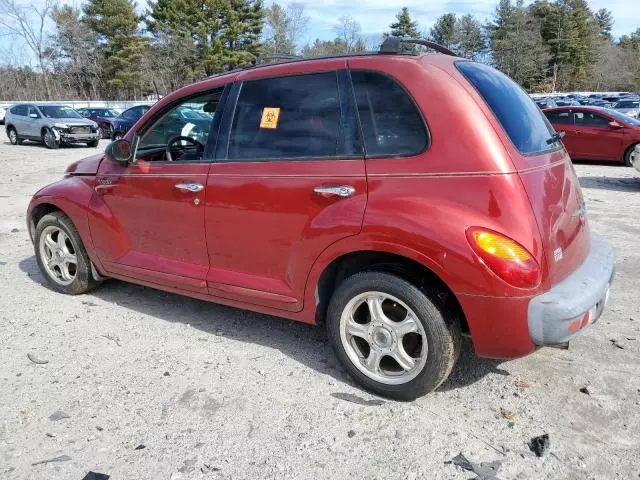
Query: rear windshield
[{"left": 456, "top": 62, "right": 557, "bottom": 155}]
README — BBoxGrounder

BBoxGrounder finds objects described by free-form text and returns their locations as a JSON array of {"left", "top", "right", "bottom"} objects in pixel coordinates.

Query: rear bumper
[
  {"left": 458, "top": 234, "right": 614, "bottom": 358},
  {"left": 528, "top": 234, "right": 614, "bottom": 346}
]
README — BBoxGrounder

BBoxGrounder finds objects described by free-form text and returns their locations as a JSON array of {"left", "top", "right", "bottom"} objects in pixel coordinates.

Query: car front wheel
[
  {"left": 624, "top": 143, "right": 639, "bottom": 167},
  {"left": 34, "top": 212, "right": 101, "bottom": 294},
  {"left": 327, "top": 272, "right": 460, "bottom": 401},
  {"left": 7, "top": 127, "right": 21, "bottom": 145},
  {"left": 42, "top": 128, "right": 60, "bottom": 149}
]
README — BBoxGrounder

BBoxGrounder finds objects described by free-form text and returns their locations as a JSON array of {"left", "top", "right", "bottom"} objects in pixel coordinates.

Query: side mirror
[
  {"left": 609, "top": 121, "right": 623, "bottom": 129},
  {"left": 29, "top": 113, "right": 38, "bottom": 119},
  {"left": 106, "top": 139, "right": 133, "bottom": 164}
]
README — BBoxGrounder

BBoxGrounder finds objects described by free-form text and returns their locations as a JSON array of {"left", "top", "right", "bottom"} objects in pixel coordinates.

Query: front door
[
  {"left": 90, "top": 86, "right": 228, "bottom": 293},
  {"left": 572, "top": 110, "right": 624, "bottom": 160},
  {"left": 205, "top": 63, "right": 367, "bottom": 311}
]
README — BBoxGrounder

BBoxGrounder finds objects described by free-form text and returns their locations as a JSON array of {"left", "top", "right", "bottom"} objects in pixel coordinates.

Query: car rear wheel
[
  {"left": 42, "top": 128, "right": 60, "bottom": 149},
  {"left": 326, "top": 272, "right": 460, "bottom": 401},
  {"left": 624, "top": 143, "right": 639, "bottom": 167},
  {"left": 7, "top": 127, "right": 21, "bottom": 145},
  {"left": 34, "top": 212, "right": 102, "bottom": 294}
]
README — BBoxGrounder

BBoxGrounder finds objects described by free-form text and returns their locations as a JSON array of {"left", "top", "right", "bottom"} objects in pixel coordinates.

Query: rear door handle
[
  {"left": 175, "top": 183, "right": 204, "bottom": 193},
  {"left": 313, "top": 185, "right": 356, "bottom": 198}
]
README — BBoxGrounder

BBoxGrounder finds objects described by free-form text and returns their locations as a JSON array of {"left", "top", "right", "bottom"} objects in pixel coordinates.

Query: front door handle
[
  {"left": 175, "top": 183, "right": 204, "bottom": 193},
  {"left": 313, "top": 185, "right": 356, "bottom": 198}
]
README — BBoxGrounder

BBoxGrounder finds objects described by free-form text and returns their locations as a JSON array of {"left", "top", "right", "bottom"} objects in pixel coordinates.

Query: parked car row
[{"left": 534, "top": 92, "right": 640, "bottom": 118}]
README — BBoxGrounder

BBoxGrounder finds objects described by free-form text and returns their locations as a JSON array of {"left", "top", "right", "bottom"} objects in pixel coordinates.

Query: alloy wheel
[
  {"left": 9, "top": 129, "right": 17, "bottom": 144},
  {"left": 339, "top": 291, "right": 428, "bottom": 385},
  {"left": 38, "top": 225, "right": 78, "bottom": 286}
]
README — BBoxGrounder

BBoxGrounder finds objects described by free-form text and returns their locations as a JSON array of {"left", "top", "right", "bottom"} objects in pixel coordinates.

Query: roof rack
[
  {"left": 252, "top": 53, "right": 302, "bottom": 66},
  {"left": 379, "top": 37, "right": 456, "bottom": 57}
]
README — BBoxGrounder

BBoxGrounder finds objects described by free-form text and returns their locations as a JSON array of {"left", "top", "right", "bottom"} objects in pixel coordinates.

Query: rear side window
[
  {"left": 351, "top": 70, "right": 427, "bottom": 157},
  {"left": 456, "top": 62, "right": 556, "bottom": 155},
  {"left": 228, "top": 72, "right": 343, "bottom": 160},
  {"left": 11, "top": 105, "right": 27, "bottom": 116},
  {"left": 545, "top": 111, "right": 572, "bottom": 124},
  {"left": 574, "top": 112, "right": 609, "bottom": 126}
]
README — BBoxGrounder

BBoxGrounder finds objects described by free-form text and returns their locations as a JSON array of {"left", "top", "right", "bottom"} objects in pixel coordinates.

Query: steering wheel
[{"left": 166, "top": 136, "right": 204, "bottom": 162}]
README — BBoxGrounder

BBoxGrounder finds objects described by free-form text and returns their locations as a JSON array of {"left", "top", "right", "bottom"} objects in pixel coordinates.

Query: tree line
[{"left": 0, "top": 0, "right": 638, "bottom": 101}]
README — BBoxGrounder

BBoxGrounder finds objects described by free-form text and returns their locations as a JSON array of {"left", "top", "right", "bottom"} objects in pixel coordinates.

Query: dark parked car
[
  {"left": 26, "top": 38, "right": 614, "bottom": 400},
  {"left": 77, "top": 108, "right": 120, "bottom": 139},
  {"left": 535, "top": 98, "right": 558, "bottom": 109},
  {"left": 544, "top": 106, "right": 640, "bottom": 165},
  {"left": 555, "top": 98, "right": 581, "bottom": 107},
  {"left": 110, "top": 105, "right": 152, "bottom": 140}
]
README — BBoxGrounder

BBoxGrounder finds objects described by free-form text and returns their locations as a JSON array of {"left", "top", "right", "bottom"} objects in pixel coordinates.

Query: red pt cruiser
[{"left": 27, "top": 38, "right": 614, "bottom": 400}]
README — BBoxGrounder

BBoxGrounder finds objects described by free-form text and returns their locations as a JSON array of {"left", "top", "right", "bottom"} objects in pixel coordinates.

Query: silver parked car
[
  {"left": 4, "top": 104, "right": 101, "bottom": 149},
  {"left": 612, "top": 99, "right": 640, "bottom": 118}
]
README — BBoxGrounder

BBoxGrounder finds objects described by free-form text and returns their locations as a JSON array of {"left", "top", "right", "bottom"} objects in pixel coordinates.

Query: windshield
[
  {"left": 38, "top": 105, "right": 83, "bottom": 119},
  {"left": 606, "top": 108, "right": 640, "bottom": 126}
]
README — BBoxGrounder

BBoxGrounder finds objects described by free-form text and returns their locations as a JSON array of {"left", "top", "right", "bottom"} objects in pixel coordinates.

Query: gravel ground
[{"left": 1, "top": 133, "right": 639, "bottom": 480}]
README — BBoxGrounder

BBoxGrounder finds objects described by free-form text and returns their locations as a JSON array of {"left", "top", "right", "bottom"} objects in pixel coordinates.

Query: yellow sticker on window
[{"left": 260, "top": 107, "right": 280, "bottom": 129}]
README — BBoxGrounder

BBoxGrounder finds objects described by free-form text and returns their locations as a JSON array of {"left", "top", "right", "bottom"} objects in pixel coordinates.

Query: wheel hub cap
[
  {"left": 339, "top": 292, "right": 428, "bottom": 385},
  {"left": 372, "top": 326, "right": 393, "bottom": 349}
]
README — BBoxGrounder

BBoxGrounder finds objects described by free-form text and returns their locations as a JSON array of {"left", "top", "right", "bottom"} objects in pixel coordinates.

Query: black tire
[
  {"left": 42, "top": 128, "right": 60, "bottom": 149},
  {"left": 34, "top": 211, "right": 101, "bottom": 295},
  {"left": 327, "top": 272, "right": 460, "bottom": 401},
  {"left": 87, "top": 139, "right": 99, "bottom": 148},
  {"left": 623, "top": 143, "right": 639, "bottom": 167},
  {"left": 7, "top": 126, "right": 21, "bottom": 145}
]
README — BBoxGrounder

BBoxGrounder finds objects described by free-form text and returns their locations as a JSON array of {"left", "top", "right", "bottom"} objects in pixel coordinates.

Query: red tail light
[{"left": 466, "top": 227, "right": 540, "bottom": 289}]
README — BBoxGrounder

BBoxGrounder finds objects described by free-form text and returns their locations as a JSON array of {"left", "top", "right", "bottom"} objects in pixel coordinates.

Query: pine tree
[
  {"left": 454, "top": 14, "right": 485, "bottom": 59},
  {"left": 83, "top": 0, "right": 147, "bottom": 97},
  {"left": 430, "top": 13, "right": 457, "bottom": 49},
  {"left": 594, "top": 8, "right": 614, "bottom": 39},
  {"left": 487, "top": 0, "right": 550, "bottom": 90},
  {"left": 147, "top": 0, "right": 264, "bottom": 76},
  {"left": 388, "top": 7, "right": 419, "bottom": 39}
]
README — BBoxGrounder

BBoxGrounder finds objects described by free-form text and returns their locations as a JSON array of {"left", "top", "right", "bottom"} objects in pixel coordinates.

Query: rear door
[
  {"left": 457, "top": 62, "right": 590, "bottom": 288},
  {"left": 204, "top": 61, "right": 367, "bottom": 312},
  {"left": 572, "top": 110, "right": 624, "bottom": 161}
]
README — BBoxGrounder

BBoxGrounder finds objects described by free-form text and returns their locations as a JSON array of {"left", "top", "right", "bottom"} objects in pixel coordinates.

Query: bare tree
[
  {"left": 286, "top": 3, "right": 309, "bottom": 51},
  {"left": 333, "top": 15, "right": 362, "bottom": 53},
  {"left": 264, "top": 2, "right": 309, "bottom": 54},
  {"left": 0, "top": 0, "right": 58, "bottom": 99}
]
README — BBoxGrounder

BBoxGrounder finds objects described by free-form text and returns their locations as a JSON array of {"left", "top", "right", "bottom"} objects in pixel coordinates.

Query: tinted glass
[
  {"left": 351, "top": 70, "right": 427, "bottom": 157},
  {"left": 123, "top": 106, "right": 149, "bottom": 121},
  {"left": 137, "top": 91, "right": 219, "bottom": 161},
  {"left": 228, "top": 72, "right": 342, "bottom": 160},
  {"left": 38, "top": 105, "right": 83, "bottom": 119},
  {"left": 456, "top": 62, "right": 556, "bottom": 154},
  {"left": 615, "top": 101, "right": 639, "bottom": 108},
  {"left": 545, "top": 111, "right": 572, "bottom": 124},
  {"left": 11, "top": 105, "right": 27, "bottom": 116},
  {"left": 27, "top": 106, "right": 40, "bottom": 117},
  {"left": 574, "top": 111, "right": 609, "bottom": 126},
  {"left": 606, "top": 108, "right": 640, "bottom": 126}
]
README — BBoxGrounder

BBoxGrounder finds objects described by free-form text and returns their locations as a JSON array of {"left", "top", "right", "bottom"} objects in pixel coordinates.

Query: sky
[{"left": 0, "top": 0, "right": 637, "bottom": 66}]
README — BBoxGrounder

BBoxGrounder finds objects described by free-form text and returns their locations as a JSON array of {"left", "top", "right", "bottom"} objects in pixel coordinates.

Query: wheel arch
[
  {"left": 29, "top": 202, "right": 64, "bottom": 241},
  {"left": 308, "top": 248, "right": 468, "bottom": 334}
]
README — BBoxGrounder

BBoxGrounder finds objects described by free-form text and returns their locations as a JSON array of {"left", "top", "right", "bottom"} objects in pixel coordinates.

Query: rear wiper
[{"left": 546, "top": 131, "right": 565, "bottom": 145}]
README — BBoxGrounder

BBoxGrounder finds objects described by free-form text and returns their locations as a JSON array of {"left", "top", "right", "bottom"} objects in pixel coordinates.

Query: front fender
[{"left": 27, "top": 176, "right": 102, "bottom": 268}]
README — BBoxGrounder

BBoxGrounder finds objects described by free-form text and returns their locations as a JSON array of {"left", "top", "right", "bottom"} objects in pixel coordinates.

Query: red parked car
[
  {"left": 27, "top": 38, "right": 614, "bottom": 400},
  {"left": 543, "top": 106, "right": 640, "bottom": 166}
]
